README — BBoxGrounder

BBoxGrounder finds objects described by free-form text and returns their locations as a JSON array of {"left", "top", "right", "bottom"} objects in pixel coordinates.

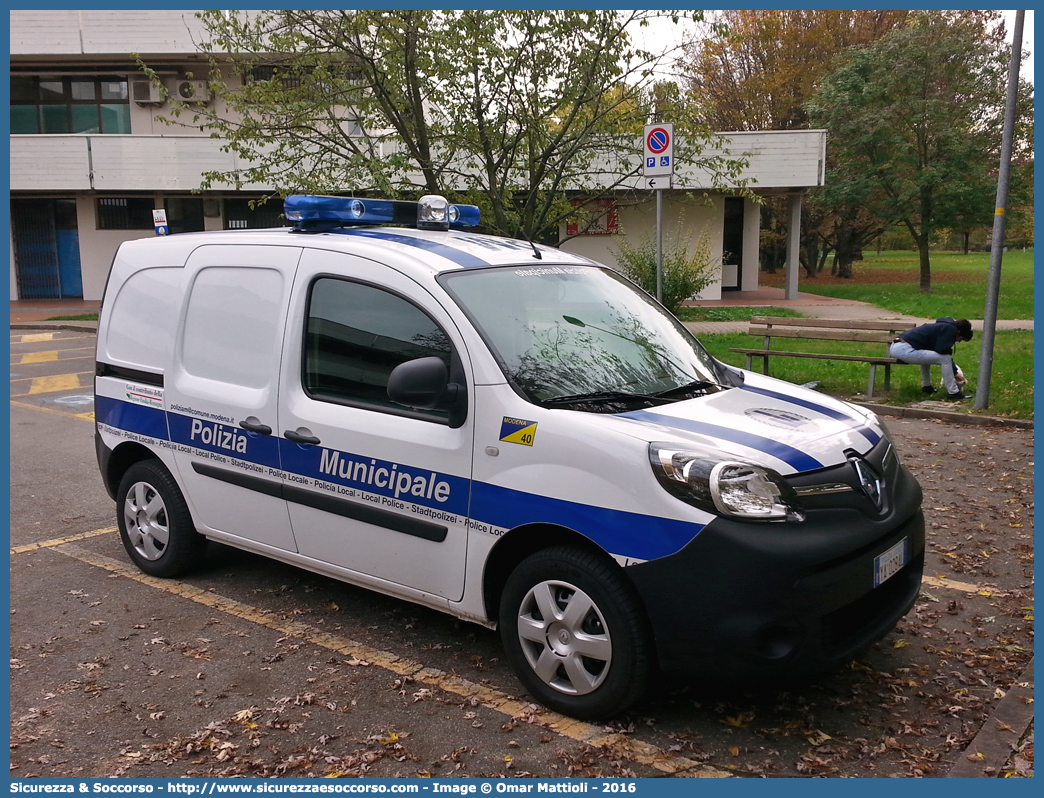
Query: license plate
[{"left": 874, "top": 537, "right": 908, "bottom": 587}]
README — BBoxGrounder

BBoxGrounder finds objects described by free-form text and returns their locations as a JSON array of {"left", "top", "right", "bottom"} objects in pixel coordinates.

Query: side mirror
[{"left": 387, "top": 356, "right": 459, "bottom": 411}]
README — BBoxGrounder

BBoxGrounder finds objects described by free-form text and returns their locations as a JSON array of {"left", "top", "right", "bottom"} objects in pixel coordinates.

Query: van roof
[{"left": 115, "top": 225, "right": 597, "bottom": 276}]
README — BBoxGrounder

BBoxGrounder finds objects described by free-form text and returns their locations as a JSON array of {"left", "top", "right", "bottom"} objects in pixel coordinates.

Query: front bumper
[{"left": 627, "top": 446, "right": 925, "bottom": 683}]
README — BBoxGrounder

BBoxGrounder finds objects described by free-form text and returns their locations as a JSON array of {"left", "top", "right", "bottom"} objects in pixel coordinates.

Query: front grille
[{"left": 786, "top": 437, "right": 898, "bottom": 519}]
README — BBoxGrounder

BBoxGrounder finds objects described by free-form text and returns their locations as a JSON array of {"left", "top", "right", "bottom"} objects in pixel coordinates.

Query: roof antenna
[{"left": 518, "top": 226, "right": 542, "bottom": 260}]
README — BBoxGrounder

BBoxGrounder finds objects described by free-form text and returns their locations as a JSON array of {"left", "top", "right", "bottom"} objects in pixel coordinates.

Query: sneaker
[
  {"left": 946, "top": 391, "right": 967, "bottom": 401},
  {"left": 921, "top": 386, "right": 937, "bottom": 395}
]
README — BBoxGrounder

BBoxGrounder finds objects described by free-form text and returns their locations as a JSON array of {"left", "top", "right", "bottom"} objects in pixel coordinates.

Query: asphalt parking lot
[{"left": 9, "top": 329, "right": 1035, "bottom": 779}]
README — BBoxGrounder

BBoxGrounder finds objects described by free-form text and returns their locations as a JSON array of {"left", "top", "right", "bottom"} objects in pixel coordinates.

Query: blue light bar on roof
[
  {"left": 284, "top": 194, "right": 479, "bottom": 232},
  {"left": 448, "top": 203, "right": 480, "bottom": 228}
]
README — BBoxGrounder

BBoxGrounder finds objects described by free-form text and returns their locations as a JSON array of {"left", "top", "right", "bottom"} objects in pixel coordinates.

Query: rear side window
[
  {"left": 103, "top": 266, "right": 182, "bottom": 372},
  {"left": 304, "top": 277, "right": 452, "bottom": 419},
  {"left": 181, "top": 266, "right": 284, "bottom": 389}
]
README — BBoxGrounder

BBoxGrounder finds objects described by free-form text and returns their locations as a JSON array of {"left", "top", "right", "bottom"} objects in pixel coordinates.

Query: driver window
[{"left": 304, "top": 277, "right": 453, "bottom": 420}]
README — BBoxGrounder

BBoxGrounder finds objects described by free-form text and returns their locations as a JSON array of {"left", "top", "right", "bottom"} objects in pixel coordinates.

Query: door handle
[
  {"left": 239, "top": 417, "right": 273, "bottom": 435},
  {"left": 284, "top": 429, "right": 321, "bottom": 446}
]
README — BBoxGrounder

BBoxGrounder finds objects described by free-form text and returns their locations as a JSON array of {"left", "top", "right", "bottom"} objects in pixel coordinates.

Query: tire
[
  {"left": 499, "top": 546, "right": 653, "bottom": 719},
  {"left": 116, "top": 460, "right": 206, "bottom": 578}
]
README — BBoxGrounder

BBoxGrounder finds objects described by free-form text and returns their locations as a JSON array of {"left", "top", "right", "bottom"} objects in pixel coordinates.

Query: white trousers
[{"left": 888, "top": 340, "right": 959, "bottom": 394}]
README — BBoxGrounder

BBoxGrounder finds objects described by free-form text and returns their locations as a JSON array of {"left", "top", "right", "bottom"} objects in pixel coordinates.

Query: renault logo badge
[{"left": 851, "top": 457, "right": 883, "bottom": 509}]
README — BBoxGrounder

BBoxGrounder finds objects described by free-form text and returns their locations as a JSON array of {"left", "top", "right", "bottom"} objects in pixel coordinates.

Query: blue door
[
  {"left": 11, "top": 198, "right": 83, "bottom": 298},
  {"left": 55, "top": 228, "right": 83, "bottom": 297}
]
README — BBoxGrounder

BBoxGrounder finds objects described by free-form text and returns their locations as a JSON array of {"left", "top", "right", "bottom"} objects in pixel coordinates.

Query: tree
[
  {"left": 808, "top": 11, "right": 1018, "bottom": 291},
  {"left": 680, "top": 10, "right": 909, "bottom": 276},
  {"left": 143, "top": 10, "right": 748, "bottom": 243},
  {"left": 684, "top": 10, "right": 909, "bottom": 131}
]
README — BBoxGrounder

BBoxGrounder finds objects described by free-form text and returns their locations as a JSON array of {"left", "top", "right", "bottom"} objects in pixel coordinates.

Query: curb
[
  {"left": 12, "top": 322, "right": 99, "bottom": 333},
  {"left": 946, "top": 658, "right": 1034, "bottom": 777},
  {"left": 855, "top": 401, "right": 1033, "bottom": 430}
]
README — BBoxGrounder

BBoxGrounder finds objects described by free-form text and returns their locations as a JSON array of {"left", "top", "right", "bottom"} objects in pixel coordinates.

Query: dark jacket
[{"left": 898, "top": 317, "right": 962, "bottom": 355}]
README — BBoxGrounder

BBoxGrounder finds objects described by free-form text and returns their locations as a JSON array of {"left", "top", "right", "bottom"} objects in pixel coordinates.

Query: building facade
[{"left": 10, "top": 10, "right": 825, "bottom": 302}]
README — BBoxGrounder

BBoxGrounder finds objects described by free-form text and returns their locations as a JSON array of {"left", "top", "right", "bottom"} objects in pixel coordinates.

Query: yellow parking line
[
  {"left": 11, "top": 370, "right": 91, "bottom": 384},
  {"left": 49, "top": 541, "right": 730, "bottom": 778},
  {"left": 12, "top": 344, "right": 95, "bottom": 352},
  {"left": 923, "top": 575, "right": 997, "bottom": 596},
  {"left": 12, "top": 346, "right": 96, "bottom": 365},
  {"left": 10, "top": 526, "right": 116, "bottom": 554},
  {"left": 27, "top": 373, "right": 82, "bottom": 394},
  {"left": 11, "top": 333, "right": 93, "bottom": 345},
  {"left": 10, "top": 399, "right": 94, "bottom": 423},
  {"left": 9, "top": 372, "right": 92, "bottom": 396},
  {"left": 19, "top": 351, "right": 59, "bottom": 364}
]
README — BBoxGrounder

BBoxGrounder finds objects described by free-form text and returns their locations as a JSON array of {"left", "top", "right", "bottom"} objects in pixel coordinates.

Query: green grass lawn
[
  {"left": 761, "top": 250, "right": 1034, "bottom": 320},
  {"left": 46, "top": 313, "right": 99, "bottom": 321},
  {"left": 700, "top": 330, "right": 1034, "bottom": 420}
]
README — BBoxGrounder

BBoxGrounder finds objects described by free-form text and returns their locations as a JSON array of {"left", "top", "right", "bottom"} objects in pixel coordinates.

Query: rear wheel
[
  {"left": 499, "top": 546, "right": 652, "bottom": 719},
  {"left": 116, "top": 460, "right": 206, "bottom": 577}
]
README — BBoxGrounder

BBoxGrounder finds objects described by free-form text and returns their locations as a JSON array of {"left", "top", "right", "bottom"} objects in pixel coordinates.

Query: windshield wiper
[
  {"left": 541, "top": 389, "right": 673, "bottom": 408},
  {"left": 654, "top": 379, "right": 720, "bottom": 398}
]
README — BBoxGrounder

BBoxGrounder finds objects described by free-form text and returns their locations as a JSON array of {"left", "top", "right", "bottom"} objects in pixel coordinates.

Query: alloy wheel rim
[
  {"left": 516, "top": 579, "right": 611, "bottom": 695},
  {"left": 123, "top": 481, "right": 170, "bottom": 561}
]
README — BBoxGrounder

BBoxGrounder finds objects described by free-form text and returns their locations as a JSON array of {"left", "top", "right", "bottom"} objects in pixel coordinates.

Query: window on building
[
  {"left": 246, "top": 64, "right": 314, "bottom": 90},
  {"left": 97, "top": 197, "right": 155, "bottom": 230},
  {"left": 165, "top": 197, "right": 206, "bottom": 234},
  {"left": 11, "top": 75, "right": 131, "bottom": 135},
  {"left": 304, "top": 278, "right": 454, "bottom": 420},
  {"left": 224, "top": 198, "right": 289, "bottom": 230}
]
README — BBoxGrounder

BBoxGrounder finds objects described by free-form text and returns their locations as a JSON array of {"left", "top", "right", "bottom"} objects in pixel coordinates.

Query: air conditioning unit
[
  {"left": 176, "top": 79, "right": 211, "bottom": 103},
  {"left": 130, "top": 79, "right": 165, "bottom": 105}
]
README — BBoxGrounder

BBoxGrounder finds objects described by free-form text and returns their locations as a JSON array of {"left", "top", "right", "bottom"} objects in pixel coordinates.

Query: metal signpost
[
  {"left": 974, "top": 10, "right": 1024, "bottom": 411},
  {"left": 643, "top": 123, "right": 674, "bottom": 303}
]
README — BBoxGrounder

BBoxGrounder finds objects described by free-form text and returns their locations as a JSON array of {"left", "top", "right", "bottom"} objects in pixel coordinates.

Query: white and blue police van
[{"left": 94, "top": 194, "right": 924, "bottom": 719}]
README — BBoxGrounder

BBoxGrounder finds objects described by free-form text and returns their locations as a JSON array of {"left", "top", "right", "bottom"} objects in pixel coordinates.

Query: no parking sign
[{"left": 643, "top": 123, "right": 674, "bottom": 180}]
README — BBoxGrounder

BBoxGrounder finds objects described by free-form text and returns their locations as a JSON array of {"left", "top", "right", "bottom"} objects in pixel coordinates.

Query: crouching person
[{"left": 888, "top": 317, "right": 973, "bottom": 401}]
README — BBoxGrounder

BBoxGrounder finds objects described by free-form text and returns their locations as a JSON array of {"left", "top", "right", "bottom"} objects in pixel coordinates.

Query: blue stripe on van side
[
  {"left": 738, "top": 384, "right": 881, "bottom": 445},
  {"left": 335, "top": 229, "right": 492, "bottom": 269},
  {"left": 619, "top": 409, "right": 824, "bottom": 472},
  {"left": 167, "top": 412, "right": 282, "bottom": 469},
  {"left": 98, "top": 396, "right": 703, "bottom": 562},
  {"left": 95, "top": 395, "right": 170, "bottom": 441},
  {"left": 280, "top": 439, "right": 470, "bottom": 517},
  {"left": 470, "top": 482, "right": 705, "bottom": 562}
]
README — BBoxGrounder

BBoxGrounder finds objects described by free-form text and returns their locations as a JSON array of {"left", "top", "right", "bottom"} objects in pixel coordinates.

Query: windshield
[{"left": 441, "top": 265, "right": 726, "bottom": 409}]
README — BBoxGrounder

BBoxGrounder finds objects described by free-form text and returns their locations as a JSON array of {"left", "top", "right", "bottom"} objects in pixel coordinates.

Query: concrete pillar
[
  {"left": 784, "top": 192, "right": 802, "bottom": 300},
  {"left": 741, "top": 196, "right": 760, "bottom": 292}
]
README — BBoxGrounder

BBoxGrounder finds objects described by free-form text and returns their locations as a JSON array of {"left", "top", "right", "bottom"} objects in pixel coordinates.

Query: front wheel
[
  {"left": 116, "top": 459, "right": 206, "bottom": 578},
  {"left": 499, "top": 546, "right": 653, "bottom": 719}
]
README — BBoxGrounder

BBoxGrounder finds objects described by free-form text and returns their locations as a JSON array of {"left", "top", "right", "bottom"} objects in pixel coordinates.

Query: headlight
[{"left": 649, "top": 443, "right": 805, "bottom": 522}]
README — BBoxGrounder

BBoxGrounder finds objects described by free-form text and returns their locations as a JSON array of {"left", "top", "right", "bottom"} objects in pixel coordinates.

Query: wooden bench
[{"left": 729, "top": 317, "right": 916, "bottom": 398}]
